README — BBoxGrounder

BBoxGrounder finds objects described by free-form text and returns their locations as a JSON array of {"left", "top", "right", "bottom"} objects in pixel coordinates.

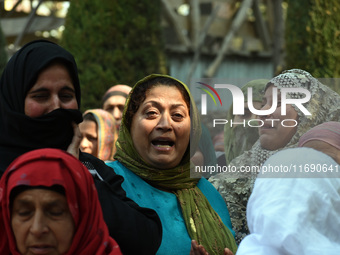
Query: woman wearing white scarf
[{"left": 236, "top": 147, "right": 340, "bottom": 255}]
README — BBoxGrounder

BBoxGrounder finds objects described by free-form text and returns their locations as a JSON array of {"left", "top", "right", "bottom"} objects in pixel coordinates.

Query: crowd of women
[{"left": 0, "top": 39, "right": 339, "bottom": 255}]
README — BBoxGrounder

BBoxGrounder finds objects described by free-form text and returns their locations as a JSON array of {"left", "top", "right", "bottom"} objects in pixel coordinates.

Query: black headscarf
[{"left": 0, "top": 40, "right": 83, "bottom": 174}]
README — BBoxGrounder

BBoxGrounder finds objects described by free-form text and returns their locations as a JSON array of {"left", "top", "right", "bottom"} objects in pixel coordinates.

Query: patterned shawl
[
  {"left": 242, "top": 69, "right": 340, "bottom": 169},
  {"left": 83, "top": 109, "right": 117, "bottom": 161},
  {"left": 114, "top": 74, "right": 237, "bottom": 254}
]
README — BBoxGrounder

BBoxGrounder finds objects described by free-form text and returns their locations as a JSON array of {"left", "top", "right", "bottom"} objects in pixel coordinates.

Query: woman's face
[
  {"left": 259, "top": 85, "right": 299, "bottom": 150},
  {"left": 233, "top": 101, "right": 262, "bottom": 123},
  {"left": 24, "top": 63, "right": 78, "bottom": 118},
  {"left": 130, "top": 85, "right": 190, "bottom": 169},
  {"left": 11, "top": 188, "right": 75, "bottom": 255},
  {"left": 79, "top": 120, "right": 98, "bottom": 157},
  {"left": 103, "top": 95, "right": 127, "bottom": 129}
]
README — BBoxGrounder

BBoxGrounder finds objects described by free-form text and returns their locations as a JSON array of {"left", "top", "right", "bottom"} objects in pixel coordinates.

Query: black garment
[
  {"left": 80, "top": 152, "right": 162, "bottom": 254},
  {"left": 0, "top": 40, "right": 162, "bottom": 254}
]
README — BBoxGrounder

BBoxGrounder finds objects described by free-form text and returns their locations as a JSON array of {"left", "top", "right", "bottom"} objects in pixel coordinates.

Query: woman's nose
[
  {"left": 49, "top": 95, "right": 61, "bottom": 112},
  {"left": 156, "top": 113, "right": 172, "bottom": 131},
  {"left": 80, "top": 137, "right": 89, "bottom": 149},
  {"left": 113, "top": 106, "right": 122, "bottom": 121},
  {"left": 30, "top": 213, "right": 49, "bottom": 237},
  {"left": 259, "top": 103, "right": 272, "bottom": 119}
]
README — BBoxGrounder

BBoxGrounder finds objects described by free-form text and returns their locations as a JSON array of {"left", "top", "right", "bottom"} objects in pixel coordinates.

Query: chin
[
  {"left": 261, "top": 142, "right": 284, "bottom": 151},
  {"left": 81, "top": 149, "right": 93, "bottom": 155},
  {"left": 260, "top": 141, "right": 275, "bottom": 151},
  {"left": 259, "top": 137, "right": 270, "bottom": 149},
  {"left": 151, "top": 159, "right": 179, "bottom": 169}
]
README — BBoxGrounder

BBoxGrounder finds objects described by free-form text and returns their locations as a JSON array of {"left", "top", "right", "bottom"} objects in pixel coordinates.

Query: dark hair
[
  {"left": 83, "top": 112, "right": 97, "bottom": 122},
  {"left": 125, "top": 77, "right": 190, "bottom": 130}
]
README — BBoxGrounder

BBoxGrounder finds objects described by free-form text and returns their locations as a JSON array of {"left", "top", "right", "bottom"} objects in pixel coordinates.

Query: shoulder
[
  {"left": 106, "top": 160, "right": 136, "bottom": 181},
  {"left": 79, "top": 152, "right": 125, "bottom": 185}
]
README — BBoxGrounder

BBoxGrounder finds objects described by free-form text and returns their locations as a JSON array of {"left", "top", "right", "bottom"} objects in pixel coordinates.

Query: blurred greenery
[
  {"left": 60, "top": 0, "right": 167, "bottom": 111},
  {"left": 285, "top": 0, "right": 340, "bottom": 94}
]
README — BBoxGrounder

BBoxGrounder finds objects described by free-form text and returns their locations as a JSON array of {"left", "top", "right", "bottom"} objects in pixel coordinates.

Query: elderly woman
[
  {"left": 209, "top": 69, "right": 340, "bottom": 244},
  {"left": 107, "top": 74, "right": 238, "bottom": 255},
  {"left": 79, "top": 109, "right": 118, "bottom": 161},
  {"left": 236, "top": 148, "right": 340, "bottom": 255},
  {"left": 0, "top": 40, "right": 161, "bottom": 254},
  {"left": 0, "top": 148, "right": 122, "bottom": 255}
]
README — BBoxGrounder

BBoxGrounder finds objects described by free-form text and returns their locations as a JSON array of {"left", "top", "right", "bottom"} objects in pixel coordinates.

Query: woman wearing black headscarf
[{"left": 0, "top": 40, "right": 162, "bottom": 255}]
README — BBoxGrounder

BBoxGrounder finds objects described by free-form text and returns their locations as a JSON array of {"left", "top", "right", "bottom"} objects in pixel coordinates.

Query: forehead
[
  {"left": 104, "top": 95, "right": 127, "bottom": 106},
  {"left": 13, "top": 188, "right": 65, "bottom": 204},
  {"left": 29, "top": 63, "right": 74, "bottom": 89},
  {"left": 79, "top": 119, "right": 97, "bottom": 133},
  {"left": 39, "top": 62, "right": 71, "bottom": 78},
  {"left": 145, "top": 85, "right": 187, "bottom": 103}
]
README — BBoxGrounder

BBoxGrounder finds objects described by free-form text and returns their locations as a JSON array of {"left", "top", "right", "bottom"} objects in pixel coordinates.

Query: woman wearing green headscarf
[
  {"left": 224, "top": 79, "right": 268, "bottom": 165},
  {"left": 107, "top": 74, "right": 237, "bottom": 255}
]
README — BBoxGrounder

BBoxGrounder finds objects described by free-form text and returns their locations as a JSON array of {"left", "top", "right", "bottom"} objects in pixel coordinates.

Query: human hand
[
  {"left": 190, "top": 240, "right": 234, "bottom": 255},
  {"left": 190, "top": 240, "right": 208, "bottom": 255},
  {"left": 223, "top": 247, "right": 234, "bottom": 255},
  {"left": 67, "top": 122, "right": 81, "bottom": 159}
]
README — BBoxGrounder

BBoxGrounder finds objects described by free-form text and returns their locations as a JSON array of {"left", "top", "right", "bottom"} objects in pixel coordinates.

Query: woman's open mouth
[{"left": 151, "top": 138, "right": 175, "bottom": 150}]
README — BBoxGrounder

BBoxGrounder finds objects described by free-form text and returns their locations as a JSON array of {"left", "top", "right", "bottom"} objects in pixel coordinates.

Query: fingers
[
  {"left": 190, "top": 240, "right": 234, "bottom": 255},
  {"left": 67, "top": 122, "right": 81, "bottom": 159},
  {"left": 224, "top": 248, "right": 234, "bottom": 255},
  {"left": 190, "top": 240, "right": 209, "bottom": 255}
]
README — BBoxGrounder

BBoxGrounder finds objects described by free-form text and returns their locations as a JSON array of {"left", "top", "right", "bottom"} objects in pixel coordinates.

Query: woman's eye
[
  {"left": 60, "top": 94, "right": 74, "bottom": 100},
  {"left": 88, "top": 136, "right": 97, "bottom": 142},
  {"left": 146, "top": 111, "right": 158, "bottom": 117},
  {"left": 173, "top": 113, "right": 184, "bottom": 120},
  {"left": 17, "top": 210, "right": 32, "bottom": 217},
  {"left": 32, "top": 94, "right": 48, "bottom": 99},
  {"left": 49, "top": 210, "right": 64, "bottom": 216},
  {"left": 104, "top": 106, "right": 114, "bottom": 112}
]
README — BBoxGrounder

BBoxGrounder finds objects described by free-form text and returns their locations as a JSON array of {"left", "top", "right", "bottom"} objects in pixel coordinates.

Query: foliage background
[
  {"left": 285, "top": 0, "right": 340, "bottom": 93},
  {"left": 60, "top": 0, "right": 167, "bottom": 111}
]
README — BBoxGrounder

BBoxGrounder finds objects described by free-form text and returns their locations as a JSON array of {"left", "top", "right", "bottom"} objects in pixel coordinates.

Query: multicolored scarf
[{"left": 83, "top": 109, "right": 117, "bottom": 161}]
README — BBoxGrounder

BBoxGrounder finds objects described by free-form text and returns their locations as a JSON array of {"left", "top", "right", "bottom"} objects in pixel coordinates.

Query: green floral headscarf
[{"left": 115, "top": 74, "right": 237, "bottom": 254}]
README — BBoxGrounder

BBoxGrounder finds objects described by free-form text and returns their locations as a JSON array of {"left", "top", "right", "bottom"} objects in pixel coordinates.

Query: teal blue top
[{"left": 107, "top": 160, "right": 235, "bottom": 255}]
